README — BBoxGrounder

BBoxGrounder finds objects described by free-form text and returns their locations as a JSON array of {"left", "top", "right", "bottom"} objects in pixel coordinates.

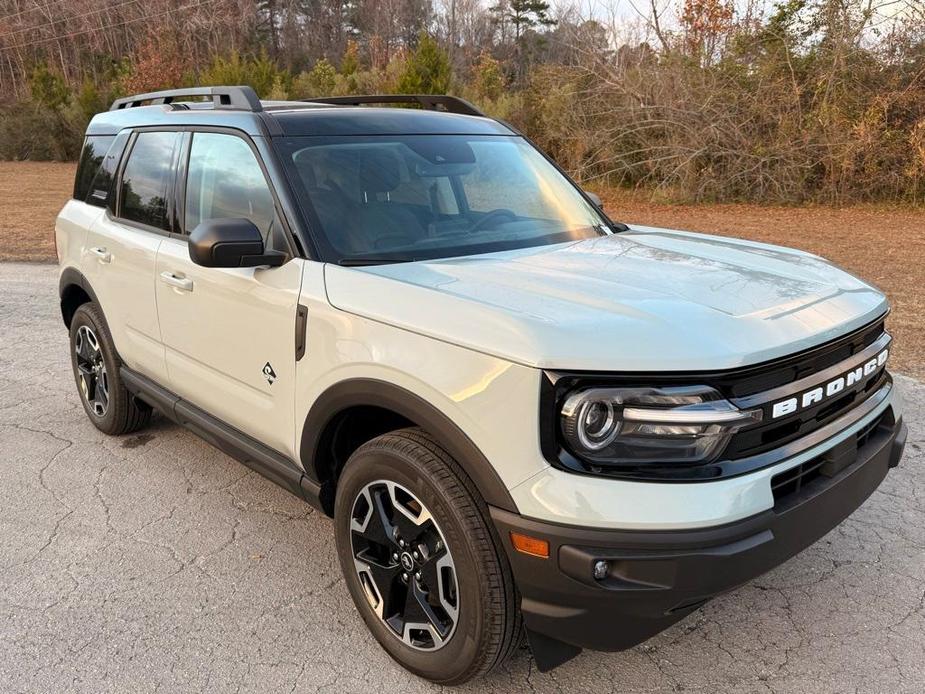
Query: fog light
[{"left": 592, "top": 560, "right": 609, "bottom": 580}]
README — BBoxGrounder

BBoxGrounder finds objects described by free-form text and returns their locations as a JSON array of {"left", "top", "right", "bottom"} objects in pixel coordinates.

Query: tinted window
[
  {"left": 185, "top": 133, "right": 275, "bottom": 239},
  {"left": 119, "top": 131, "right": 178, "bottom": 230},
  {"left": 84, "top": 132, "right": 129, "bottom": 209},
  {"left": 74, "top": 136, "right": 114, "bottom": 202}
]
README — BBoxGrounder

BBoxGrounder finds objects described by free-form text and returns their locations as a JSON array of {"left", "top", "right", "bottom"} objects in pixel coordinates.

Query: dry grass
[
  {"left": 1, "top": 162, "right": 921, "bottom": 377},
  {"left": 0, "top": 161, "right": 73, "bottom": 262}
]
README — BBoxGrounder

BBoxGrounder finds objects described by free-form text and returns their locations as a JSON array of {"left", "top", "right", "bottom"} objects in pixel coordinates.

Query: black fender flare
[
  {"left": 58, "top": 267, "right": 102, "bottom": 327},
  {"left": 300, "top": 378, "right": 518, "bottom": 513}
]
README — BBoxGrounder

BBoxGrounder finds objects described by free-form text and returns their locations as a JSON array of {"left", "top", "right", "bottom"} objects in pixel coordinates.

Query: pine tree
[
  {"left": 489, "top": 0, "right": 556, "bottom": 78},
  {"left": 396, "top": 33, "right": 452, "bottom": 95}
]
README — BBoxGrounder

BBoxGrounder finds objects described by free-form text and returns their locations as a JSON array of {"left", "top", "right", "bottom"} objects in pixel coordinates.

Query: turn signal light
[{"left": 510, "top": 532, "right": 549, "bottom": 558}]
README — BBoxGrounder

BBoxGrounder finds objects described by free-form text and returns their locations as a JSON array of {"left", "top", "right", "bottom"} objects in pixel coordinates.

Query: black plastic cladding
[{"left": 542, "top": 315, "right": 891, "bottom": 482}]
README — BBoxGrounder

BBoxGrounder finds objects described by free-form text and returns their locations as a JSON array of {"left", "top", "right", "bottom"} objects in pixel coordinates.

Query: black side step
[{"left": 121, "top": 367, "right": 323, "bottom": 510}]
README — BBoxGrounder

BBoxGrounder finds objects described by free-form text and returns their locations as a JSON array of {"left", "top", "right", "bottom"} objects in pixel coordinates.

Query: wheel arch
[
  {"left": 300, "top": 378, "right": 518, "bottom": 516},
  {"left": 59, "top": 267, "right": 101, "bottom": 328}
]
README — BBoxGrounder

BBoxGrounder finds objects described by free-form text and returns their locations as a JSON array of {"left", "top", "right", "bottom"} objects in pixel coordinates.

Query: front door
[{"left": 155, "top": 131, "right": 303, "bottom": 456}]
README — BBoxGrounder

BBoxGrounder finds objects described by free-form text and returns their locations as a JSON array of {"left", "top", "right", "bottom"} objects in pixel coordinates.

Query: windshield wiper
[{"left": 338, "top": 256, "right": 419, "bottom": 267}]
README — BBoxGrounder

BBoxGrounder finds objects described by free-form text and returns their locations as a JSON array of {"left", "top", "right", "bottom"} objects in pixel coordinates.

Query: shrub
[
  {"left": 397, "top": 33, "right": 451, "bottom": 94},
  {"left": 0, "top": 100, "right": 79, "bottom": 160},
  {"left": 29, "top": 64, "right": 69, "bottom": 111},
  {"left": 199, "top": 51, "right": 281, "bottom": 98},
  {"left": 471, "top": 51, "right": 505, "bottom": 101},
  {"left": 292, "top": 58, "right": 338, "bottom": 98}
]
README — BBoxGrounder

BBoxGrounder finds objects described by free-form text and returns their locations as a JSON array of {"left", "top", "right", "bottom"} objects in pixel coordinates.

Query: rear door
[
  {"left": 81, "top": 130, "right": 180, "bottom": 384},
  {"left": 155, "top": 130, "right": 303, "bottom": 456}
]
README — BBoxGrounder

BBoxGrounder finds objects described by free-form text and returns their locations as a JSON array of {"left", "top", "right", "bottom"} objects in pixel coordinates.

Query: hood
[{"left": 324, "top": 227, "right": 889, "bottom": 372}]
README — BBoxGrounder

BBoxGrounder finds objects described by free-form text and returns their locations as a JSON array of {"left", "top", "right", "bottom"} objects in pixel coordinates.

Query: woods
[{"left": 1, "top": 0, "right": 924, "bottom": 203}]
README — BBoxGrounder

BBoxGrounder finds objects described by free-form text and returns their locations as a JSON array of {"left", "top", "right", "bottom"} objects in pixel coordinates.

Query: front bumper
[{"left": 491, "top": 412, "right": 907, "bottom": 670}]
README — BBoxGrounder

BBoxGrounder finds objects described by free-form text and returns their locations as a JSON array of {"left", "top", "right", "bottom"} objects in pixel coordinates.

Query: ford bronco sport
[{"left": 56, "top": 86, "right": 907, "bottom": 684}]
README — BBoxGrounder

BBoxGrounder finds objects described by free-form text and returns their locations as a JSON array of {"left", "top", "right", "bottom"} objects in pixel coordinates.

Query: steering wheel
[{"left": 468, "top": 208, "right": 517, "bottom": 234}]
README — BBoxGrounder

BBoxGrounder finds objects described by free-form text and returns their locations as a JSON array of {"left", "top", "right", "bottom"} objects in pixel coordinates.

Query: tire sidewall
[
  {"left": 334, "top": 443, "right": 495, "bottom": 683},
  {"left": 69, "top": 303, "right": 122, "bottom": 432}
]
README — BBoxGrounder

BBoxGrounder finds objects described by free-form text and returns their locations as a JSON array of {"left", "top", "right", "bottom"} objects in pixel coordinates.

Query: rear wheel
[
  {"left": 69, "top": 302, "right": 151, "bottom": 435},
  {"left": 334, "top": 428, "right": 521, "bottom": 684}
]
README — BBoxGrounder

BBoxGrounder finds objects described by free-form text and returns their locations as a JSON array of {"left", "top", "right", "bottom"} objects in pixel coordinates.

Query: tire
[
  {"left": 334, "top": 427, "right": 522, "bottom": 684},
  {"left": 69, "top": 302, "right": 151, "bottom": 436}
]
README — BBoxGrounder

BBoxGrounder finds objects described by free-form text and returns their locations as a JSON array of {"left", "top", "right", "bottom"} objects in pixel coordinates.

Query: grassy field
[
  {"left": 2, "top": 161, "right": 922, "bottom": 377},
  {"left": 0, "top": 162, "right": 71, "bottom": 262}
]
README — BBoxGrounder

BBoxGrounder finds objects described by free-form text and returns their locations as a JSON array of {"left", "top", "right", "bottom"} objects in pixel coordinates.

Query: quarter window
[
  {"left": 184, "top": 133, "right": 276, "bottom": 240},
  {"left": 74, "top": 135, "right": 115, "bottom": 202},
  {"left": 119, "top": 131, "right": 179, "bottom": 230}
]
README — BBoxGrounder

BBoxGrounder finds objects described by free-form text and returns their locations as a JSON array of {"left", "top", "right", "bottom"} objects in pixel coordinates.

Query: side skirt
[{"left": 120, "top": 367, "right": 323, "bottom": 511}]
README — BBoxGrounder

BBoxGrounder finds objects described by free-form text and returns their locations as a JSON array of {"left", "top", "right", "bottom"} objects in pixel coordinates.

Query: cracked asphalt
[{"left": 1, "top": 261, "right": 924, "bottom": 693}]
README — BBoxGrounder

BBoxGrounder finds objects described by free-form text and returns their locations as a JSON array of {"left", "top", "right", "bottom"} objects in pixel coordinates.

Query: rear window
[
  {"left": 74, "top": 136, "right": 115, "bottom": 202},
  {"left": 118, "top": 131, "right": 179, "bottom": 230}
]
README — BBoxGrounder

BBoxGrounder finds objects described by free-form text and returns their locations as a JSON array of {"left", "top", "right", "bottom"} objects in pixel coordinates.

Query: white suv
[{"left": 57, "top": 86, "right": 907, "bottom": 684}]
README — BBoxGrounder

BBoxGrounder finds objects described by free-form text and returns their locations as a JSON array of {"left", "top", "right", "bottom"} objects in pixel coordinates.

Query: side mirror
[
  {"left": 188, "top": 218, "right": 285, "bottom": 268},
  {"left": 584, "top": 191, "right": 604, "bottom": 210}
]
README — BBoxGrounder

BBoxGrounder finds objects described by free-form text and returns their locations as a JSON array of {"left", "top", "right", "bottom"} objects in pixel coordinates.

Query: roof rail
[
  {"left": 110, "top": 86, "right": 263, "bottom": 112},
  {"left": 304, "top": 94, "right": 486, "bottom": 117}
]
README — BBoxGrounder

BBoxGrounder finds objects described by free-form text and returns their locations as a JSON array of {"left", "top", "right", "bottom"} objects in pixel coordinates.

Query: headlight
[{"left": 560, "top": 385, "right": 762, "bottom": 465}]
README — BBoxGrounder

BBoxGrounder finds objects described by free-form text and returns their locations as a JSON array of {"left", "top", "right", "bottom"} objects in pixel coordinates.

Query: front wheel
[{"left": 334, "top": 428, "right": 521, "bottom": 684}]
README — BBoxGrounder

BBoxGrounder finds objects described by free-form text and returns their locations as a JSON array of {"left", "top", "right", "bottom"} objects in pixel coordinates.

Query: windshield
[{"left": 275, "top": 135, "right": 611, "bottom": 264}]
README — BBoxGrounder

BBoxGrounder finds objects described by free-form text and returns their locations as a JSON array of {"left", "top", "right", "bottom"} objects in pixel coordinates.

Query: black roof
[
  {"left": 269, "top": 107, "right": 513, "bottom": 137},
  {"left": 87, "top": 87, "right": 514, "bottom": 138}
]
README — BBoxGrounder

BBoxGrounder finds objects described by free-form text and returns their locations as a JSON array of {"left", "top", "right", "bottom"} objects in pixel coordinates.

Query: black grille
[
  {"left": 726, "top": 368, "right": 888, "bottom": 459},
  {"left": 723, "top": 318, "right": 885, "bottom": 398},
  {"left": 770, "top": 412, "right": 887, "bottom": 505}
]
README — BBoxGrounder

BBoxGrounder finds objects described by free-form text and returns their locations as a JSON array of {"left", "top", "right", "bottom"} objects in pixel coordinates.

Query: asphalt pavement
[{"left": 1, "top": 262, "right": 923, "bottom": 693}]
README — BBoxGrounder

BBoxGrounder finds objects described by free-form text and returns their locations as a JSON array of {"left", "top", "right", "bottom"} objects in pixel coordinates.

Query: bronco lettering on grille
[{"left": 770, "top": 349, "right": 889, "bottom": 419}]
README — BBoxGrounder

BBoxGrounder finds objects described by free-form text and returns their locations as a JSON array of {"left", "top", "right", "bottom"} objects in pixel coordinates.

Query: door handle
[
  {"left": 159, "top": 271, "right": 194, "bottom": 292},
  {"left": 89, "top": 247, "right": 111, "bottom": 263}
]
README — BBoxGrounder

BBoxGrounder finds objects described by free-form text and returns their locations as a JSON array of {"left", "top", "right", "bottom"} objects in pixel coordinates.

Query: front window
[
  {"left": 276, "top": 135, "right": 610, "bottom": 264},
  {"left": 184, "top": 132, "right": 277, "bottom": 241}
]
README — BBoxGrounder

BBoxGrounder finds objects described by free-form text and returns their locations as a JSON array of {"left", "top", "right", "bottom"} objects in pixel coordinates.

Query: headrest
[
  {"left": 293, "top": 158, "right": 317, "bottom": 189},
  {"left": 360, "top": 148, "right": 402, "bottom": 194}
]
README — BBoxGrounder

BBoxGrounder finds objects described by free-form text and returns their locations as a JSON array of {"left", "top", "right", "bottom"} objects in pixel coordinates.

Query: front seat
[
  {"left": 293, "top": 154, "right": 355, "bottom": 251},
  {"left": 352, "top": 149, "right": 426, "bottom": 253}
]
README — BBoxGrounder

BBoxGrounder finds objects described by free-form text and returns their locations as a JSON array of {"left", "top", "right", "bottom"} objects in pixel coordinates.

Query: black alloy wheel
[
  {"left": 349, "top": 479, "right": 459, "bottom": 651},
  {"left": 74, "top": 324, "right": 109, "bottom": 417}
]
